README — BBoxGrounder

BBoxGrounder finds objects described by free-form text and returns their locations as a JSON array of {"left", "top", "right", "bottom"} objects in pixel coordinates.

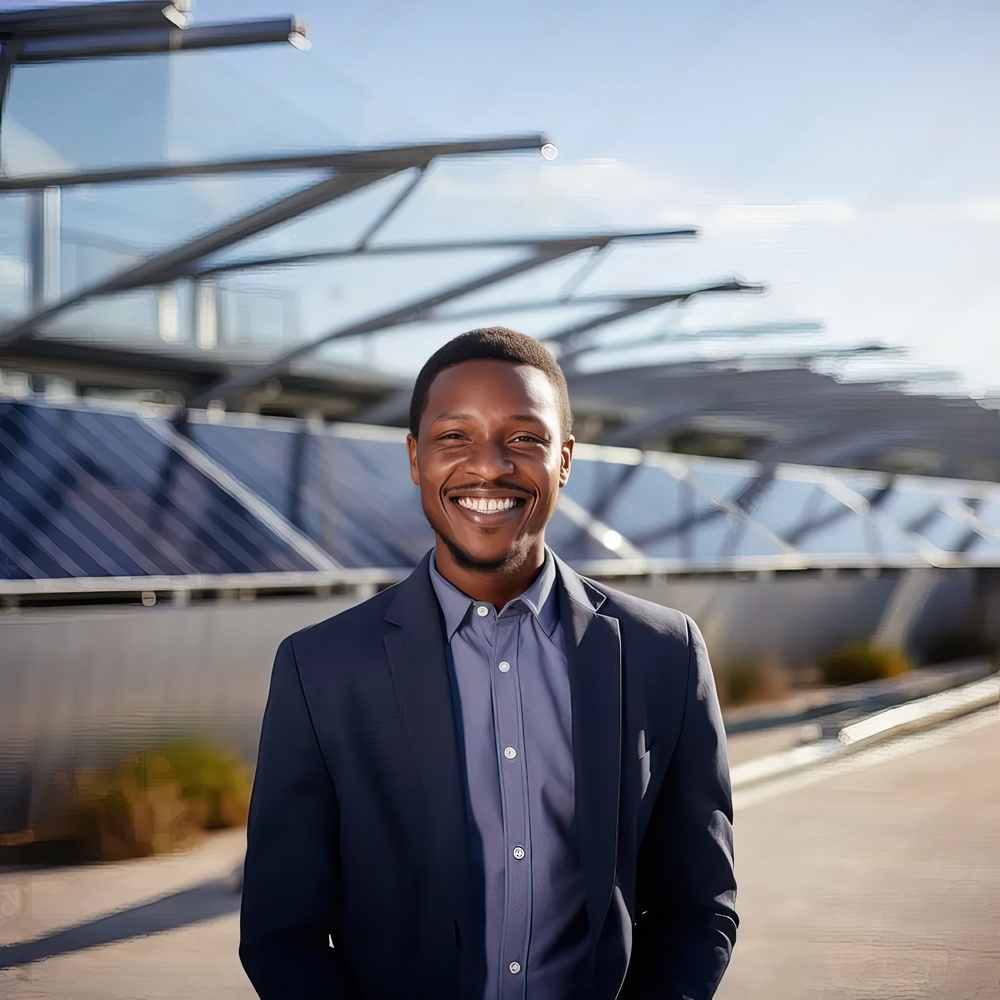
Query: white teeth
[{"left": 456, "top": 496, "right": 518, "bottom": 513}]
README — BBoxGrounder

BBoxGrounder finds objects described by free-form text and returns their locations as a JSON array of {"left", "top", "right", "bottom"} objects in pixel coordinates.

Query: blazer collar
[
  {"left": 382, "top": 552, "right": 477, "bottom": 969},
  {"left": 553, "top": 553, "right": 623, "bottom": 952}
]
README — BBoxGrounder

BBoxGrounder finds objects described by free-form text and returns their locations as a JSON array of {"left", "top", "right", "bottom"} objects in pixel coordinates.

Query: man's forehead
[{"left": 427, "top": 359, "right": 556, "bottom": 407}]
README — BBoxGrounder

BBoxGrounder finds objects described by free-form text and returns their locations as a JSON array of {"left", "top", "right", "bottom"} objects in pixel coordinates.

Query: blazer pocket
[
  {"left": 639, "top": 750, "right": 652, "bottom": 799},
  {"left": 637, "top": 729, "right": 653, "bottom": 799}
]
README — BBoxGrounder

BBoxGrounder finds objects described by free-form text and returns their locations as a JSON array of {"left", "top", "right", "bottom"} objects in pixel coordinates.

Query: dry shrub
[
  {"left": 820, "top": 643, "right": 910, "bottom": 686},
  {"left": 717, "top": 657, "right": 790, "bottom": 708},
  {"left": 25, "top": 741, "right": 251, "bottom": 864}
]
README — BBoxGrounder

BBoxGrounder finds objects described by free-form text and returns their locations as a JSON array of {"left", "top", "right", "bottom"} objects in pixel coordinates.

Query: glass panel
[
  {"left": 566, "top": 457, "right": 783, "bottom": 562},
  {"left": 0, "top": 402, "right": 314, "bottom": 579},
  {"left": 541, "top": 507, "right": 625, "bottom": 563},
  {"left": 685, "top": 467, "right": 762, "bottom": 505},
  {"left": 745, "top": 478, "right": 920, "bottom": 557},
  {"left": 969, "top": 495, "right": 1000, "bottom": 535},
  {"left": 0, "top": 195, "right": 27, "bottom": 323},
  {"left": 2, "top": 43, "right": 428, "bottom": 177},
  {"left": 877, "top": 486, "right": 943, "bottom": 533},
  {"left": 189, "top": 421, "right": 432, "bottom": 568},
  {"left": 914, "top": 511, "right": 978, "bottom": 552}
]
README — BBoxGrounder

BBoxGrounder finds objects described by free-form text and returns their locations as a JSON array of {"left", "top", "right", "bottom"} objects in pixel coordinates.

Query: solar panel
[
  {"left": 11, "top": 399, "right": 1000, "bottom": 587},
  {"left": 0, "top": 402, "right": 317, "bottom": 579}
]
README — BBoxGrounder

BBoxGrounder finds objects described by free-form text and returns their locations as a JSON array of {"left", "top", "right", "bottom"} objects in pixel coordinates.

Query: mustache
[{"left": 444, "top": 480, "right": 533, "bottom": 497}]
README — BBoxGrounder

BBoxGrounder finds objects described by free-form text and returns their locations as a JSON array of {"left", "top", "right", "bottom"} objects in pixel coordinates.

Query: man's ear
[
  {"left": 559, "top": 436, "right": 575, "bottom": 487},
  {"left": 406, "top": 433, "right": 420, "bottom": 486}
]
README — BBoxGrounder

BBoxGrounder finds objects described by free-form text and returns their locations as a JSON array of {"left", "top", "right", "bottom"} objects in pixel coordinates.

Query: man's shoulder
[
  {"left": 581, "top": 574, "right": 692, "bottom": 645},
  {"left": 283, "top": 580, "right": 402, "bottom": 656}
]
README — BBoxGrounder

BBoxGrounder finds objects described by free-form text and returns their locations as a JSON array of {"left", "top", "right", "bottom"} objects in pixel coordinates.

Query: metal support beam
[
  {"left": 0, "top": 168, "right": 402, "bottom": 348},
  {"left": 0, "top": 3, "right": 192, "bottom": 37},
  {"left": 0, "top": 135, "right": 550, "bottom": 191},
  {"left": 10, "top": 19, "right": 307, "bottom": 64},
  {"left": 354, "top": 165, "right": 427, "bottom": 250},
  {"left": 185, "top": 241, "right": 617, "bottom": 409},
  {"left": 194, "top": 227, "right": 698, "bottom": 278},
  {"left": 183, "top": 232, "right": 704, "bottom": 408},
  {"left": 26, "top": 185, "right": 60, "bottom": 310}
]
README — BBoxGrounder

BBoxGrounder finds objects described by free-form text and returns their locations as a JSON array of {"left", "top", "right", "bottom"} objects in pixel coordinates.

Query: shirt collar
[{"left": 428, "top": 547, "right": 560, "bottom": 641}]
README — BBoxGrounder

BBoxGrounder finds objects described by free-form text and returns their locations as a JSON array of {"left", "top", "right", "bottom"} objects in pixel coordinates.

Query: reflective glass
[
  {"left": 914, "top": 511, "right": 978, "bottom": 552},
  {"left": 189, "top": 421, "right": 432, "bottom": 568},
  {"left": 742, "top": 478, "right": 916, "bottom": 557},
  {"left": 679, "top": 461, "right": 762, "bottom": 506},
  {"left": 565, "top": 457, "right": 782, "bottom": 562},
  {"left": 969, "top": 494, "right": 1000, "bottom": 535},
  {"left": 0, "top": 195, "right": 27, "bottom": 321},
  {"left": 0, "top": 402, "right": 314, "bottom": 579},
  {"left": 876, "top": 486, "right": 944, "bottom": 533}
]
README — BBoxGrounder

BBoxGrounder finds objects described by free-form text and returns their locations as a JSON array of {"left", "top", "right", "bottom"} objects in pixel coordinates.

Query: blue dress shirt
[{"left": 429, "top": 549, "right": 591, "bottom": 1000}]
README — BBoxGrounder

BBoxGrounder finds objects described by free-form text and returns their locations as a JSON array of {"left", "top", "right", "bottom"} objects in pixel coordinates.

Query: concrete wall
[
  {"left": 0, "top": 569, "right": 979, "bottom": 830},
  {"left": 615, "top": 568, "right": 976, "bottom": 668}
]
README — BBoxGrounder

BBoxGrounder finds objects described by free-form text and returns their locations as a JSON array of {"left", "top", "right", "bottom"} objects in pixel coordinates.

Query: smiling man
[{"left": 240, "top": 328, "right": 737, "bottom": 1000}]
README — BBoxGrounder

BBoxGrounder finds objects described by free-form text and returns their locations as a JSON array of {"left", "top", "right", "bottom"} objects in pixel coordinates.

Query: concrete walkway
[
  {"left": 0, "top": 830, "right": 250, "bottom": 999},
  {"left": 1, "top": 709, "right": 997, "bottom": 999},
  {"left": 719, "top": 707, "right": 1000, "bottom": 1000}
]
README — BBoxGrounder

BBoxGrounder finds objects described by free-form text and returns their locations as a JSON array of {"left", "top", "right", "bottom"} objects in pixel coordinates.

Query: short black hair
[{"left": 409, "top": 327, "right": 573, "bottom": 439}]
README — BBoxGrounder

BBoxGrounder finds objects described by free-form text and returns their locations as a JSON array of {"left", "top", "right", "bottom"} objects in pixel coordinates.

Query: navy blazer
[{"left": 240, "top": 553, "right": 737, "bottom": 999}]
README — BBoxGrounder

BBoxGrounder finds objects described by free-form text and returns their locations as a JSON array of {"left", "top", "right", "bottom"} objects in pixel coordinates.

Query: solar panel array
[{"left": 4, "top": 398, "right": 1000, "bottom": 589}]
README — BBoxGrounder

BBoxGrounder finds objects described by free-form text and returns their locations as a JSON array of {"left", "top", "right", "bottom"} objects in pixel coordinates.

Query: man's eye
[{"left": 512, "top": 435, "right": 544, "bottom": 444}]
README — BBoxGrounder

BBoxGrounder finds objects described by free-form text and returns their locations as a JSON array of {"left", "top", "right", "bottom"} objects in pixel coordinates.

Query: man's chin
[{"left": 438, "top": 531, "right": 534, "bottom": 575}]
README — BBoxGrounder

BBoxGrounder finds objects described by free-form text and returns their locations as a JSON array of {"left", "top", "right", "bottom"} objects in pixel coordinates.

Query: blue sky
[{"left": 6, "top": 0, "right": 1000, "bottom": 388}]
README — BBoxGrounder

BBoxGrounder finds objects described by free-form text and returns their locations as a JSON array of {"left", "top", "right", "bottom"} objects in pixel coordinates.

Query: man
[{"left": 240, "top": 328, "right": 737, "bottom": 1000}]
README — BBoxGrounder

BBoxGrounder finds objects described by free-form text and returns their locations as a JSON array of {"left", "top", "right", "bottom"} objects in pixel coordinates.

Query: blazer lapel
[
  {"left": 555, "top": 556, "right": 623, "bottom": 950},
  {"left": 383, "top": 554, "right": 473, "bottom": 922}
]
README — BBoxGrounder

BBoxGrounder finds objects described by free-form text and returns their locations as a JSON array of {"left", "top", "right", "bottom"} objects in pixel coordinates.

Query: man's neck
[{"left": 432, "top": 540, "right": 547, "bottom": 609}]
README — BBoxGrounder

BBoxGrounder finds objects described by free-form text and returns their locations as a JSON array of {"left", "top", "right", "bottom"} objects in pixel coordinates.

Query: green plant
[{"left": 820, "top": 643, "right": 911, "bottom": 686}]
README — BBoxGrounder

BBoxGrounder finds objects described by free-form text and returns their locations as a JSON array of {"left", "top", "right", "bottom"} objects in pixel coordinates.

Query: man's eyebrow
[
  {"left": 430, "top": 412, "right": 547, "bottom": 423},
  {"left": 430, "top": 412, "right": 474, "bottom": 422}
]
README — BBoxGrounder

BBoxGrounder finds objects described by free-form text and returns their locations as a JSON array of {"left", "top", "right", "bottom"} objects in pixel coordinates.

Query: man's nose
[{"left": 464, "top": 438, "right": 514, "bottom": 479}]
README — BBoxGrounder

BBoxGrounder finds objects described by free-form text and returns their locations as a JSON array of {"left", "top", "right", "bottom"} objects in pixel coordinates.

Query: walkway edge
[{"left": 731, "top": 673, "right": 1000, "bottom": 791}]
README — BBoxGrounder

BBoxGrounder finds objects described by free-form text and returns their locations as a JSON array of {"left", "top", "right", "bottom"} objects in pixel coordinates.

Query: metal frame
[
  {"left": 0, "top": 136, "right": 553, "bottom": 349},
  {"left": 184, "top": 229, "right": 705, "bottom": 408},
  {"left": 0, "top": 2, "right": 309, "bottom": 173}
]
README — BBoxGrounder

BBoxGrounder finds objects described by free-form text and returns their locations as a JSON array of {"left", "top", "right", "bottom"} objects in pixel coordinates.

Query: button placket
[{"left": 492, "top": 612, "right": 530, "bottom": 1000}]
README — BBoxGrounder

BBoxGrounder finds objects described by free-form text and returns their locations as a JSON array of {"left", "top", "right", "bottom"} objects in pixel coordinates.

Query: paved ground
[
  {"left": 719, "top": 707, "right": 1000, "bottom": 1000},
  {"left": 0, "top": 830, "right": 251, "bottom": 1000},
  {"left": 1, "top": 709, "right": 996, "bottom": 999}
]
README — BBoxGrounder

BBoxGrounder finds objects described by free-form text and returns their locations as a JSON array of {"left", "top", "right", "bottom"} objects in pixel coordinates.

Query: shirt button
[
  {"left": 509, "top": 961, "right": 521, "bottom": 975},
  {"left": 498, "top": 661, "right": 511, "bottom": 673},
  {"left": 503, "top": 746, "right": 517, "bottom": 759},
  {"left": 476, "top": 605, "right": 489, "bottom": 617},
  {"left": 512, "top": 846, "right": 525, "bottom": 860}
]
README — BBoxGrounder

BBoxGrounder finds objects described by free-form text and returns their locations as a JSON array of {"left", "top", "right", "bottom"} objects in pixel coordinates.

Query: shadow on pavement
[{"left": 0, "top": 877, "right": 241, "bottom": 968}]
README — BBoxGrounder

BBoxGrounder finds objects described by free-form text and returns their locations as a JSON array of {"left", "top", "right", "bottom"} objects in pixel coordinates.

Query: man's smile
[{"left": 447, "top": 487, "right": 531, "bottom": 521}]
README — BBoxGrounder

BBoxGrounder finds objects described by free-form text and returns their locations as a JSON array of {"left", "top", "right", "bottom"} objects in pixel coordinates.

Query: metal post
[{"left": 26, "top": 185, "right": 60, "bottom": 310}]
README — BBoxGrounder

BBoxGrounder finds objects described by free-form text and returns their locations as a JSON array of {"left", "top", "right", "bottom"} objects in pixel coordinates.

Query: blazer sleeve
[
  {"left": 239, "top": 636, "right": 359, "bottom": 999},
  {"left": 621, "top": 615, "right": 738, "bottom": 1000}
]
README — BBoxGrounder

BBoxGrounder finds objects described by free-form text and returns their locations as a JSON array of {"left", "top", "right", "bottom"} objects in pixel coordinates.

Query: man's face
[{"left": 407, "top": 359, "right": 573, "bottom": 573}]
